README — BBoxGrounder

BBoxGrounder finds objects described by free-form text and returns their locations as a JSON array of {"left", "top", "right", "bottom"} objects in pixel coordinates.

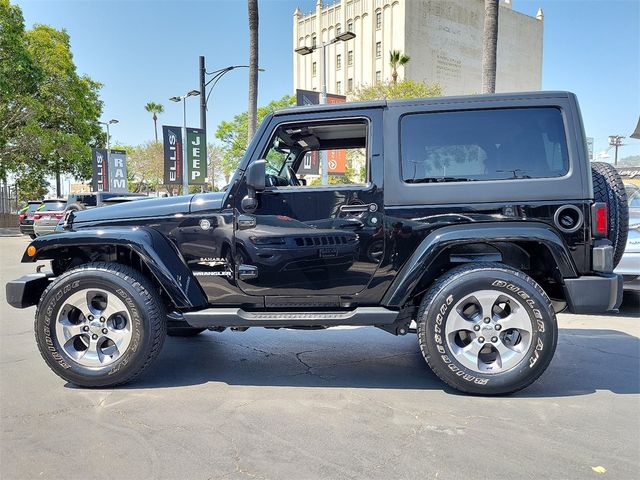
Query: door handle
[{"left": 339, "top": 203, "right": 378, "bottom": 214}]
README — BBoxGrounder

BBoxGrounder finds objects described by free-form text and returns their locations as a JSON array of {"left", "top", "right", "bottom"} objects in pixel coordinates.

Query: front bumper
[
  {"left": 6, "top": 272, "right": 54, "bottom": 309},
  {"left": 563, "top": 273, "right": 624, "bottom": 314}
]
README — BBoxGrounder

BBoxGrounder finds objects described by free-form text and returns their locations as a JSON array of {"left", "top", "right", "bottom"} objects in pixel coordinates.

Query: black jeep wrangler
[{"left": 6, "top": 92, "right": 628, "bottom": 395}]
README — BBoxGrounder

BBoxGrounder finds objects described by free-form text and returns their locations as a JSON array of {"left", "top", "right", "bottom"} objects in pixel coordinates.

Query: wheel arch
[
  {"left": 381, "top": 222, "right": 578, "bottom": 310},
  {"left": 22, "top": 228, "right": 207, "bottom": 310}
]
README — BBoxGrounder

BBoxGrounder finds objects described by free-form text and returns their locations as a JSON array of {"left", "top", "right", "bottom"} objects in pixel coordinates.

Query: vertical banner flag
[
  {"left": 163, "top": 125, "right": 183, "bottom": 184},
  {"left": 92, "top": 148, "right": 109, "bottom": 192},
  {"left": 186, "top": 128, "right": 207, "bottom": 185},
  {"left": 108, "top": 150, "right": 128, "bottom": 192}
]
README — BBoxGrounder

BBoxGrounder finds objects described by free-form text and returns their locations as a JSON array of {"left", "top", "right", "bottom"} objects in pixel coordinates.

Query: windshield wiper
[{"left": 406, "top": 177, "right": 476, "bottom": 184}]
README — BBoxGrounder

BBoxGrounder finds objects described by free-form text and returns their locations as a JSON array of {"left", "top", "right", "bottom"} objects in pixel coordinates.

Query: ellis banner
[
  {"left": 186, "top": 128, "right": 207, "bottom": 185},
  {"left": 163, "top": 125, "right": 183, "bottom": 185},
  {"left": 92, "top": 148, "right": 109, "bottom": 191}
]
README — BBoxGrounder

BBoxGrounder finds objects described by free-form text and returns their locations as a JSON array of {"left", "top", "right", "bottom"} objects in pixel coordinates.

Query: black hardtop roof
[
  {"left": 42, "top": 198, "right": 66, "bottom": 203},
  {"left": 273, "top": 91, "right": 573, "bottom": 116}
]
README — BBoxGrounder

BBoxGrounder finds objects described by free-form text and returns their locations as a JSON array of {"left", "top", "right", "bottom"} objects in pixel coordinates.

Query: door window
[{"left": 260, "top": 119, "right": 369, "bottom": 188}]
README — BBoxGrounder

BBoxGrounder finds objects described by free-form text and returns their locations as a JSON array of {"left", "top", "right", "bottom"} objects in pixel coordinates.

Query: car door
[{"left": 232, "top": 109, "right": 385, "bottom": 302}]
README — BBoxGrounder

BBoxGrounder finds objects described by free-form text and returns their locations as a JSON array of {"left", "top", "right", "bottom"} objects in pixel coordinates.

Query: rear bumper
[
  {"left": 19, "top": 223, "right": 34, "bottom": 235},
  {"left": 563, "top": 273, "right": 624, "bottom": 314},
  {"left": 5, "top": 272, "right": 53, "bottom": 309}
]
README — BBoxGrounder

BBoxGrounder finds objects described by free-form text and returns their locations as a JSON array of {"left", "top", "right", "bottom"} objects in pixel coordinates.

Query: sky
[{"left": 15, "top": 0, "right": 640, "bottom": 159}]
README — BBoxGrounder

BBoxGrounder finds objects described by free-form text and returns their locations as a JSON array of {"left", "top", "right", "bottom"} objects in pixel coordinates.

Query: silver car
[
  {"left": 615, "top": 184, "right": 640, "bottom": 291},
  {"left": 33, "top": 199, "right": 67, "bottom": 237}
]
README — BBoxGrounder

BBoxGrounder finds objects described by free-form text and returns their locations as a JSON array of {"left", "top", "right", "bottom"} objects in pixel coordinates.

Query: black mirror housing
[{"left": 246, "top": 159, "right": 266, "bottom": 192}]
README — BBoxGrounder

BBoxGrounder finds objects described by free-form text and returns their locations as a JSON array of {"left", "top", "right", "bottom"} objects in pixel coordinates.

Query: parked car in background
[
  {"left": 66, "top": 192, "right": 147, "bottom": 210},
  {"left": 18, "top": 200, "right": 42, "bottom": 239},
  {"left": 32, "top": 199, "right": 67, "bottom": 237},
  {"left": 615, "top": 183, "right": 640, "bottom": 292}
]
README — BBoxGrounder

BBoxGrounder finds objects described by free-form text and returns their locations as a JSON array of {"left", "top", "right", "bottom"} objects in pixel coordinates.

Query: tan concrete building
[{"left": 293, "top": 0, "right": 544, "bottom": 96}]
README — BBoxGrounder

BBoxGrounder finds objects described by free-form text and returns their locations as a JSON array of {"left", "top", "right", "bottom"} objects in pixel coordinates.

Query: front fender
[
  {"left": 22, "top": 228, "right": 207, "bottom": 309},
  {"left": 381, "top": 221, "right": 579, "bottom": 307}
]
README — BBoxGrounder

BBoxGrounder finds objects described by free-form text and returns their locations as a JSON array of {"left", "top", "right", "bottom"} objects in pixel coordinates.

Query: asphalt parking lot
[{"left": 1, "top": 233, "right": 639, "bottom": 480}]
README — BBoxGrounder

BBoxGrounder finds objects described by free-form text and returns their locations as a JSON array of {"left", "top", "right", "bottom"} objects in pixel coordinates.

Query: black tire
[
  {"left": 591, "top": 161, "right": 628, "bottom": 267},
  {"left": 417, "top": 263, "right": 557, "bottom": 395},
  {"left": 167, "top": 327, "right": 206, "bottom": 337},
  {"left": 34, "top": 262, "right": 166, "bottom": 387}
]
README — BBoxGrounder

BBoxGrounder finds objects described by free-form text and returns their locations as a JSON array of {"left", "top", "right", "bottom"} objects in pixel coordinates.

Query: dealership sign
[
  {"left": 186, "top": 128, "right": 207, "bottom": 185},
  {"left": 92, "top": 148, "right": 128, "bottom": 192},
  {"left": 163, "top": 125, "right": 183, "bottom": 185}
]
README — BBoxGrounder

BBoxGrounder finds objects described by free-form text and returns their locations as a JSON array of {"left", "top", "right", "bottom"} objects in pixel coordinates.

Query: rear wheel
[
  {"left": 417, "top": 263, "right": 557, "bottom": 395},
  {"left": 34, "top": 262, "right": 166, "bottom": 387},
  {"left": 591, "top": 161, "right": 628, "bottom": 267}
]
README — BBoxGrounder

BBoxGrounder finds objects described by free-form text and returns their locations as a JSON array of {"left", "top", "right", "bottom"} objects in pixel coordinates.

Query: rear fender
[
  {"left": 21, "top": 228, "right": 207, "bottom": 309},
  {"left": 381, "top": 222, "right": 578, "bottom": 307}
]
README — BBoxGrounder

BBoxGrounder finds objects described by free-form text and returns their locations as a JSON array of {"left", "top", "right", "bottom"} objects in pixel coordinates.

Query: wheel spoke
[
  {"left": 104, "top": 327, "right": 129, "bottom": 351},
  {"left": 494, "top": 341, "right": 522, "bottom": 371},
  {"left": 60, "top": 323, "right": 84, "bottom": 342},
  {"left": 445, "top": 309, "right": 476, "bottom": 335},
  {"left": 452, "top": 339, "right": 484, "bottom": 371},
  {"left": 62, "top": 291, "right": 92, "bottom": 320},
  {"left": 499, "top": 306, "right": 533, "bottom": 333},
  {"left": 474, "top": 292, "right": 497, "bottom": 320},
  {"left": 99, "top": 292, "right": 128, "bottom": 320},
  {"left": 78, "top": 337, "right": 103, "bottom": 367}
]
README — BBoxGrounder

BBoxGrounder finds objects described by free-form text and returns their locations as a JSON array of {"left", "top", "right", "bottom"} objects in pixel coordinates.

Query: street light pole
[
  {"left": 295, "top": 31, "right": 355, "bottom": 185},
  {"left": 199, "top": 56, "right": 206, "bottom": 131},
  {"left": 98, "top": 119, "right": 119, "bottom": 193},
  {"left": 608, "top": 135, "right": 625, "bottom": 166},
  {"left": 170, "top": 91, "right": 200, "bottom": 195}
]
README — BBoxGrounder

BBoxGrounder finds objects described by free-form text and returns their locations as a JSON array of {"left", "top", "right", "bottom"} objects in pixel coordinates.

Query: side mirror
[
  {"left": 242, "top": 160, "right": 266, "bottom": 212},
  {"left": 246, "top": 159, "right": 265, "bottom": 192}
]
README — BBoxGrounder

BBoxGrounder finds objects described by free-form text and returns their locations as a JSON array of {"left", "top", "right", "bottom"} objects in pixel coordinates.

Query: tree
[
  {"left": 247, "top": 0, "right": 259, "bottom": 141},
  {"left": 350, "top": 79, "right": 441, "bottom": 101},
  {"left": 216, "top": 95, "right": 294, "bottom": 183},
  {"left": 389, "top": 50, "right": 410, "bottom": 84},
  {"left": 482, "top": 0, "right": 499, "bottom": 94},
  {"left": 144, "top": 102, "right": 164, "bottom": 142}
]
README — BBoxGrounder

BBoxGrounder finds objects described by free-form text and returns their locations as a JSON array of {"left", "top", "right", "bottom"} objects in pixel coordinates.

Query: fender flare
[
  {"left": 381, "top": 221, "right": 578, "bottom": 307},
  {"left": 22, "top": 228, "right": 207, "bottom": 309}
]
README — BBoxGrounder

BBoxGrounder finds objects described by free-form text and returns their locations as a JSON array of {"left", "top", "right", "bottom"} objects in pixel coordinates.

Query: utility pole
[
  {"left": 199, "top": 56, "right": 206, "bottom": 131},
  {"left": 608, "top": 135, "right": 625, "bottom": 166}
]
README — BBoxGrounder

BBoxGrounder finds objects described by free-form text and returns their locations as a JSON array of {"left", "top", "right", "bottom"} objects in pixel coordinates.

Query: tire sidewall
[
  {"left": 35, "top": 269, "right": 153, "bottom": 387},
  {"left": 420, "top": 268, "right": 557, "bottom": 394}
]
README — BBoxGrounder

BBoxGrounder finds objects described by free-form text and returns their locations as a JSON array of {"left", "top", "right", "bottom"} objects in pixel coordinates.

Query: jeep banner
[
  {"left": 186, "top": 128, "right": 207, "bottom": 185},
  {"left": 163, "top": 125, "right": 183, "bottom": 185},
  {"left": 91, "top": 148, "right": 109, "bottom": 192},
  {"left": 108, "top": 149, "right": 128, "bottom": 193}
]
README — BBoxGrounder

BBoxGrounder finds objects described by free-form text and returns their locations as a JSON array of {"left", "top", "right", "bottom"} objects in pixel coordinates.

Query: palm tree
[
  {"left": 145, "top": 102, "right": 164, "bottom": 142},
  {"left": 389, "top": 50, "right": 410, "bottom": 84},
  {"left": 481, "top": 0, "right": 499, "bottom": 93},
  {"left": 247, "top": 0, "right": 259, "bottom": 140}
]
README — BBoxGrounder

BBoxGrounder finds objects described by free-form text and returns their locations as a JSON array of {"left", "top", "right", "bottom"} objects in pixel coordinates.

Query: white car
[{"left": 615, "top": 184, "right": 640, "bottom": 292}]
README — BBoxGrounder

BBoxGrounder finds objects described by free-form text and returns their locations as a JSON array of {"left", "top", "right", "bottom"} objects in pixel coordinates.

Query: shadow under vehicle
[{"left": 5, "top": 92, "right": 629, "bottom": 395}]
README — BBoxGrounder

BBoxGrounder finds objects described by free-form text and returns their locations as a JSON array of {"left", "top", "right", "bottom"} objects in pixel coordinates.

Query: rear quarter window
[{"left": 400, "top": 107, "right": 569, "bottom": 183}]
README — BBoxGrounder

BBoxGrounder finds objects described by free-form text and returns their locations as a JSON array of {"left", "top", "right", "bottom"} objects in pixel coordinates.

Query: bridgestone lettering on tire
[
  {"left": 34, "top": 262, "right": 166, "bottom": 388},
  {"left": 417, "top": 263, "right": 558, "bottom": 395},
  {"left": 591, "top": 161, "right": 628, "bottom": 268}
]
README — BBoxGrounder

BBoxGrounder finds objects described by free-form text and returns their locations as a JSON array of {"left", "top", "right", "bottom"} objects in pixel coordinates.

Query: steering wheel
[{"left": 287, "top": 166, "right": 301, "bottom": 186}]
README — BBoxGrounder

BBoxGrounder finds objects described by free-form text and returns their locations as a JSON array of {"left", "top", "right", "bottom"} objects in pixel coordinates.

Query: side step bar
[{"left": 181, "top": 307, "right": 399, "bottom": 329}]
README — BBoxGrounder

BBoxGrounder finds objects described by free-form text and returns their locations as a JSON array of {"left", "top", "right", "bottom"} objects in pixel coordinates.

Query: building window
[
  {"left": 375, "top": 71, "right": 382, "bottom": 84},
  {"left": 336, "top": 54, "right": 342, "bottom": 70},
  {"left": 347, "top": 78, "right": 353, "bottom": 92},
  {"left": 312, "top": 35, "right": 317, "bottom": 48},
  {"left": 336, "top": 24, "right": 341, "bottom": 36},
  {"left": 376, "top": 11, "right": 382, "bottom": 29},
  {"left": 312, "top": 62, "right": 317, "bottom": 77},
  {"left": 348, "top": 50, "right": 353, "bottom": 66},
  {"left": 336, "top": 81, "right": 342, "bottom": 95},
  {"left": 347, "top": 21, "right": 353, "bottom": 32},
  {"left": 376, "top": 42, "right": 382, "bottom": 58}
]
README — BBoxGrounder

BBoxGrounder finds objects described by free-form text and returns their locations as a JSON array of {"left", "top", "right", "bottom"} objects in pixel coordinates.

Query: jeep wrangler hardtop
[{"left": 7, "top": 91, "right": 626, "bottom": 394}]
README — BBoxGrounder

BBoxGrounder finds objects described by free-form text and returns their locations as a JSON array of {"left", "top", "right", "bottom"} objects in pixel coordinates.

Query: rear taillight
[
  {"left": 54, "top": 213, "right": 64, "bottom": 219},
  {"left": 33, "top": 214, "right": 40, "bottom": 220},
  {"left": 592, "top": 202, "right": 608, "bottom": 238},
  {"left": 19, "top": 214, "right": 25, "bottom": 220}
]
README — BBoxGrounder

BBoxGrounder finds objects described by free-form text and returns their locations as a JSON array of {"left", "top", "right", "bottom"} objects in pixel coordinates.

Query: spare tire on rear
[{"left": 591, "top": 161, "right": 628, "bottom": 267}]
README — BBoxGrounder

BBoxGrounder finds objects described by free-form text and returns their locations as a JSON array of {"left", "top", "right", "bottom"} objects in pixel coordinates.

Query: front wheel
[
  {"left": 34, "top": 262, "right": 166, "bottom": 387},
  {"left": 417, "top": 263, "right": 557, "bottom": 395}
]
